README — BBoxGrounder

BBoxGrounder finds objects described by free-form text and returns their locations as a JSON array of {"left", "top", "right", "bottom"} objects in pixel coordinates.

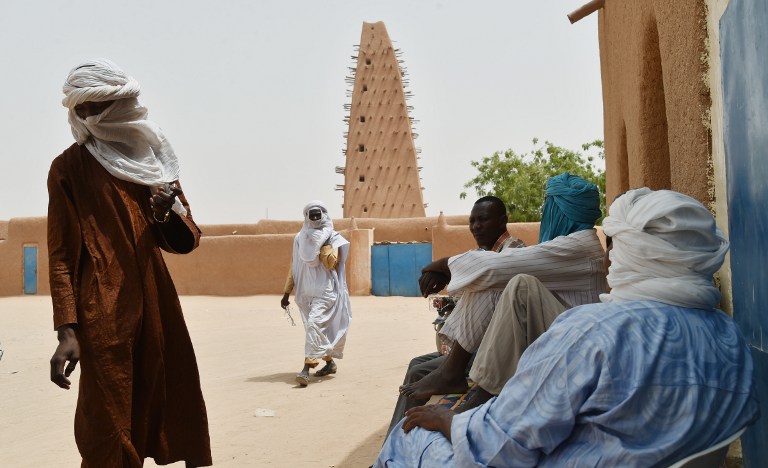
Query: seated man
[
  {"left": 376, "top": 188, "right": 760, "bottom": 467},
  {"left": 401, "top": 173, "right": 607, "bottom": 408},
  {"left": 386, "top": 196, "right": 525, "bottom": 436}
]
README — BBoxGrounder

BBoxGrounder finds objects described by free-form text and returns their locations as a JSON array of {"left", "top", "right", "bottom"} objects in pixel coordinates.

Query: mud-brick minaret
[{"left": 337, "top": 21, "right": 426, "bottom": 218}]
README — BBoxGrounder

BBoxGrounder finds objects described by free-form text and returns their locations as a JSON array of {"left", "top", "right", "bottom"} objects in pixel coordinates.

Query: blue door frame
[
  {"left": 23, "top": 245, "right": 37, "bottom": 295},
  {"left": 721, "top": 1, "right": 768, "bottom": 463}
]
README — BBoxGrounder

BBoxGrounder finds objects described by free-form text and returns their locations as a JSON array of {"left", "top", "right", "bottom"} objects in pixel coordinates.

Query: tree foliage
[{"left": 460, "top": 139, "right": 606, "bottom": 223}]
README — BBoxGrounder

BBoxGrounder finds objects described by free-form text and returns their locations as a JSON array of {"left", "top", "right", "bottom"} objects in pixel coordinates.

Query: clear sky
[{"left": 0, "top": 0, "right": 602, "bottom": 224}]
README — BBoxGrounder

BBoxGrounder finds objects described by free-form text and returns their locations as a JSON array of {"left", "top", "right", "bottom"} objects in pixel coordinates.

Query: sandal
[
  {"left": 295, "top": 371, "right": 310, "bottom": 386},
  {"left": 315, "top": 361, "right": 337, "bottom": 377}
]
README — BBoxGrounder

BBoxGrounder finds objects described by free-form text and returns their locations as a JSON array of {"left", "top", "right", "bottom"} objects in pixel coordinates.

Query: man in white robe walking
[{"left": 281, "top": 201, "right": 352, "bottom": 386}]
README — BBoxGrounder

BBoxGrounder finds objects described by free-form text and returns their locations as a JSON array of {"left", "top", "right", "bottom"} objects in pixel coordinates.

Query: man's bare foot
[{"left": 399, "top": 368, "right": 468, "bottom": 400}]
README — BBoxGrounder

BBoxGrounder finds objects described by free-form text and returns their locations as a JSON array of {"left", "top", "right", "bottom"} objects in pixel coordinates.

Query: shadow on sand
[
  {"left": 245, "top": 372, "right": 337, "bottom": 387},
  {"left": 334, "top": 424, "right": 388, "bottom": 468}
]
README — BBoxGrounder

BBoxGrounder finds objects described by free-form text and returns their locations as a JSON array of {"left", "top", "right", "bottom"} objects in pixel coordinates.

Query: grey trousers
[
  {"left": 386, "top": 352, "right": 446, "bottom": 436},
  {"left": 386, "top": 349, "right": 478, "bottom": 437},
  {"left": 468, "top": 274, "right": 567, "bottom": 395}
]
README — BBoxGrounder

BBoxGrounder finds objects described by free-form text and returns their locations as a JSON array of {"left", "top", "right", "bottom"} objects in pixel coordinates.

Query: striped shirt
[{"left": 440, "top": 229, "right": 607, "bottom": 351}]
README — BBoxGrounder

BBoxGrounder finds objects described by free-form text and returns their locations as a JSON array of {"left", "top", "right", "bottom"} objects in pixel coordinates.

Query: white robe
[{"left": 292, "top": 232, "right": 352, "bottom": 359}]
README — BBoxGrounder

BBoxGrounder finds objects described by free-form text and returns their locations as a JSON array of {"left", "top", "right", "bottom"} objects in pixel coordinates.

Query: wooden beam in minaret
[{"left": 341, "top": 21, "right": 426, "bottom": 218}]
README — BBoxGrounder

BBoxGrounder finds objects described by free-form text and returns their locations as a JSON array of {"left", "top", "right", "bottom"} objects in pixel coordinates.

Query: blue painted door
[
  {"left": 721, "top": 1, "right": 768, "bottom": 464},
  {"left": 371, "top": 245, "right": 391, "bottom": 296},
  {"left": 23, "top": 245, "right": 37, "bottom": 295},
  {"left": 371, "top": 244, "right": 433, "bottom": 297}
]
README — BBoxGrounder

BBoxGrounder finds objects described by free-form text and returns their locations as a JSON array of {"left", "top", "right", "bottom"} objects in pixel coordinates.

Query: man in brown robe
[{"left": 48, "top": 59, "right": 211, "bottom": 467}]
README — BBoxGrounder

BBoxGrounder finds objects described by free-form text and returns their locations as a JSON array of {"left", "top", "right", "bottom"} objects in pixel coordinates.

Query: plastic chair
[{"left": 667, "top": 427, "right": 747, "bottom": 468}]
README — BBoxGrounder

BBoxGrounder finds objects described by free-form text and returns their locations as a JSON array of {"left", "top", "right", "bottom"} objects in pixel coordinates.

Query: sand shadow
[
  {"left": 334, "top": 423, "right": 388, "bottom": 468},
  {"left": 246, "top": 372, "right": 337, "bottom": 387},
  {"left": 246, "top": 372, "right": 297, "bottom": 384}
]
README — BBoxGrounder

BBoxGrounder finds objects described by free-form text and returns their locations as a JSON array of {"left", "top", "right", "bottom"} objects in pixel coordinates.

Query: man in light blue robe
[{"left": 375, "top": 188, "right": 760, "bottom": 467}]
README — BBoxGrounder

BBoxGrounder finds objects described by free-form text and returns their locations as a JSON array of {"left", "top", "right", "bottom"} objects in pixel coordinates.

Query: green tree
[{"left": 460, "top": 139, "right": 606, "bottom": 223}]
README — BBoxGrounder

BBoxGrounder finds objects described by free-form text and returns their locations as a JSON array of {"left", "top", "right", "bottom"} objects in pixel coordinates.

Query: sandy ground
[{"left": 0, "top": 294, "right": 438, "bottom": 467}]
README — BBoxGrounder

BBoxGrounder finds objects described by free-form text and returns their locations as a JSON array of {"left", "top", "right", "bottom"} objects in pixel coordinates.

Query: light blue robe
[{"left": 376, "top": 300, "right": 759, "bottom": 467}]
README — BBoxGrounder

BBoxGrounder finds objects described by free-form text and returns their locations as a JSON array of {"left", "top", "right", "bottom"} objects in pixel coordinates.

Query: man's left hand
[
  {"left": 150, "top": 182, "right": 182, "bottom": 220},
  {"left": 402, "top": 405, "right": 455, "bottom": 440}
]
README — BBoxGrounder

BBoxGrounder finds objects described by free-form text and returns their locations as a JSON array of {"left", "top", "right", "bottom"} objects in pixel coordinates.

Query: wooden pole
[{"left": 567, "top": 0, "right": 605, "bottom": 24}]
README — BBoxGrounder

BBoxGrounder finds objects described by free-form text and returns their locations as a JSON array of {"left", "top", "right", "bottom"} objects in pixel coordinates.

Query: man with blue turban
[
  {"left": 537, "top": 172, "right": 602, "bottom": 244},
  {"left": 400, "top": 173, "right": 607, "bottom": 411}
]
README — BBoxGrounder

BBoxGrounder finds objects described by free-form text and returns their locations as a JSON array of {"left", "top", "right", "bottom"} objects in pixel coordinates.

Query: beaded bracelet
[{"left": 153, "top": 210, "right": 171, "bottom": 224}]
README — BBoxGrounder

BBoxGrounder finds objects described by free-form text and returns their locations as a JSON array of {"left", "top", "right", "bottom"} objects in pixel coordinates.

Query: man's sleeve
[
  {"left": 450, "top": 319, "right": 602, "bottom": 466},
  {"left": 283, "top": 262, "right": 294, "bottom": 294},
  {"left": 447, "top": 232, "right": 593, "bottom": 294},
  {"left": 47, "top": 160, "right": 81, "bottom": 330},
  {"left": 320, "top": 244, "right": 339, "bottom": 271}
]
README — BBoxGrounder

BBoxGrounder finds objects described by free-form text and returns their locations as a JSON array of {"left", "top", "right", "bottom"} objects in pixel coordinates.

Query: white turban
[
  {"left": 62, "top": 59, "right": 185, "bottom": 215},
  {"left": 600, "top": 188, "right": 729, "bottom": 309},
  {"left": 298, "top": 201, "right": 334, "bottom": 264},
  {"left": 303, "top": 200, "right": 329, "bottom": 219},
  {"left": 62, "top": 58, "right": 141, "bottom": 108}
]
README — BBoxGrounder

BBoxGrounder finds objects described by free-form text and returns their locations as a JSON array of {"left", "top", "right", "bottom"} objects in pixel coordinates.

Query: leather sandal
[
  {"left": 315, "top": 361, "right": 337, "bottom": 377},
  {"left": 295, "top": 371, "right": 310, "bottom": 386}
]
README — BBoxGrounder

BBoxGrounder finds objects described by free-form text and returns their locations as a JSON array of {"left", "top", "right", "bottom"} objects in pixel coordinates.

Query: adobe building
[
  {"left": 338, "top": 22, "right": 426, "bottom": 219},
  {"left": 595, "top": 1, "right": 713, "bottom": 207},
  {"left": 569, "top": 0, "right": 767, "bottom": 462},
  {"left": 0, "top": 214, "right": 541, "bottom": 298}
]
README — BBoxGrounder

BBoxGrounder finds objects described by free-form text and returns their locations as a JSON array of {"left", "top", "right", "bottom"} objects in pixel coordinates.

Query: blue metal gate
[
  {"left": 371, "top": 244, "right": 433, "bottom": 297},
  {"left": 23, "top": 245, "right": 37, "bottom": 295},
  {"left": 721, "top": 1, "right": 768, "bottom": 463}
]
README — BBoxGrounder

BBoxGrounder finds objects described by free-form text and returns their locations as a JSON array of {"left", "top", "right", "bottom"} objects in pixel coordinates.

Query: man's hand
[
  {"left": 419, "top": 257, "right": 451, "bottom": 297},
  {"left": 419, "top": 271, "right": 449, "bottom": 298},
  {"left": 50, "top": 325, "right": 80, "bottom": 390},
  {"left": 150, "top": 182, "right": 182, "bottom": 221},
  {"left": 281, "top": 293, "right": 290, "bottom": 309},
  {"left": 402, "top": 405, "right": 455, "bottom": 440}
]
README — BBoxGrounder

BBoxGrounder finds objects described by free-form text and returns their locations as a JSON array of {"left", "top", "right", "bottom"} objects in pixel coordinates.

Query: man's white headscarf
[
  {"left": 600, "top": 188, "right": 729, "bottom": 309},
  {"left": 62, "top": 59, "right": 186, "bottom": 214},
  {"left": 298, "top": 200, "right": 334, "bottom": 265}
]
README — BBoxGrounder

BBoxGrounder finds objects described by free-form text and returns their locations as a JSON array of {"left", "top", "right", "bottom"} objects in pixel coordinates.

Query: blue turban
[{"left": 538, "top": 173, "right": 601, "bottom": 243}]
